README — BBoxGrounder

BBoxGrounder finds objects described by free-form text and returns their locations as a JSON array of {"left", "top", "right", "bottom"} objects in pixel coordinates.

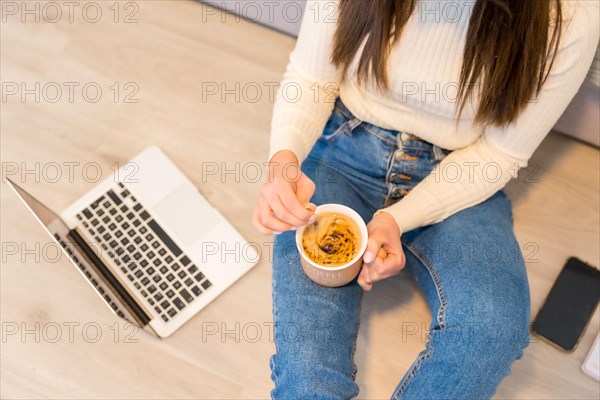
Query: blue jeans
[{"left": 269, "top": 99, "right": 531, "bottom": 399}]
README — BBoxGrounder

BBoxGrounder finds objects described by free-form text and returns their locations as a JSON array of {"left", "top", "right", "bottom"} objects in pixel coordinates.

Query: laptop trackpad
[{"left": 152, "top": 183, "right": 221, "bottom": 246}]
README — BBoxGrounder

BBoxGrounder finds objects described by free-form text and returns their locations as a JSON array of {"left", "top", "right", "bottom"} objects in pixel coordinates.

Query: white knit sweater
[{"left": 269, "top": 0, "right": 599, "bottom": 233}]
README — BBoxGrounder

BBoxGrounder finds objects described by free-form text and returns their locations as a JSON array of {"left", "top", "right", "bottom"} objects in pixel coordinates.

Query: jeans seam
[
  {"left": 361, "top": 125, "right": 398, "bottom": 146},
  {"left": 390, "top": 241, "right": 448, "bottom": 399},
  {"left": 323, "top": 120, "right": 348, "bottom": 142},
  {"left": 324, "top": 117, "right": 362, "bottom": 142},
  {"left": 391, "top": 341, "right": 435, "bottom": 400},
  {"left": 270, "top": 259, "right": 280, "bottom": 394},
  {"left": 350, "top": 290, "right": 363, "bottom": 381},
  {"left": 384, "top": 149, "right": 400, "bottom": 207},
  {"left": 403, "top": 241, "right": 448, "bottom": 328},
  {"left": 306, "top": 153, "right": 384, "bottom": 198},
  {"left": 334, "top": 98, "right": 397, "bottom": 146}
]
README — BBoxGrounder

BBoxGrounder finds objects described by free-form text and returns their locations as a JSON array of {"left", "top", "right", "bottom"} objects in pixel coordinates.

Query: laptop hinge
[{"left": 68, "top": 229, "right": 151, "bottom": 326}]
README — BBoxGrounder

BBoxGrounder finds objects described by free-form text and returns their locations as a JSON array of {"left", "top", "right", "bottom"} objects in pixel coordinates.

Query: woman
[{"left": 253, "top": 0, "right": 598, "bottom": 398}]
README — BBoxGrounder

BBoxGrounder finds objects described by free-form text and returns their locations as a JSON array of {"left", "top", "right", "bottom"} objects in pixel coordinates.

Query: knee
[
  {"left": 443, "top": 284, "right": 531, "bottom": 363},
  {"left": 270, "top": 347, "right": 359, "bottom": 400},
  {"left": 466, "top": 313, "right": 530, "bottom": 361}
]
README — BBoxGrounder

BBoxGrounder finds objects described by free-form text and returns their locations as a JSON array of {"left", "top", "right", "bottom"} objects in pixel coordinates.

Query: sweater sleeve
[
  {"left": 383, "top": 3, "right": 600, "bottom": 234},
  {"left": 268, "top": 0, "right": 342, "bottom": 162}
]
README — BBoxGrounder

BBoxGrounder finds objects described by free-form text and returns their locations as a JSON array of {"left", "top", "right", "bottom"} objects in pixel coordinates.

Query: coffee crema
[{"left": 301, "top": 211, "right": 362, "bottom": 267}]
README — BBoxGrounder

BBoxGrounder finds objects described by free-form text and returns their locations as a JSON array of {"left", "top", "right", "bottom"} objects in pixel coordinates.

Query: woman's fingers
[
  {"left": 370, "top": 251, "right": 405, "bottom": 276},
  {"left": 265, "top": 189, "right": 310, "bottom": 228},
  {"left": 255, "top": 195, "right": 293, "bottom": 233},
  {"left": 363, "top": 237, "right": 383, "bottom": 264},
  {"left": 295, "top": 175, "right": 316, "bottom": 206},
  {"left": 254, "top": 178, "right": 317, "bottom": 234},
  {"left": 359, "top": 256, "right": 402, "bottom": 291},
  {"left": 359, "top": 237, "right": 385, "bottom": 290},
  {"left": 253, "top": 150, "right": 315, "bottom": 235},
  {"left": 277, "top": 179, "right": 315, "bottom": 223},
  {"left": 380, "top": 249, "right": 406, "bottom": 271},
  {"left": 252, "top": 205, "right": 273, "bottom": 235},
  {"left": 358, "top": 217, "right": 406, "bottom": 290},
  {"left": 357, "top": 267, "right": 374, "bottom": 291}
]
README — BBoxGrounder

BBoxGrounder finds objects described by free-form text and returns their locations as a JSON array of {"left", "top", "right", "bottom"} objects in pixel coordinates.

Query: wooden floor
[{"left": 1, "top": 1, "right": 598, "bottom": 398}]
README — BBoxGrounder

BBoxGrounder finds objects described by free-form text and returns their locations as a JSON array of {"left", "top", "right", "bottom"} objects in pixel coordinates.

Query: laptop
[{"left": 7, "top": 146, "right": 259, "bottom": 338}]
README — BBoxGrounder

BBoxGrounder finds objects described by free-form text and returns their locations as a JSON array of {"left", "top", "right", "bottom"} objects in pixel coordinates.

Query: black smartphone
[{"left": 533, "top": 257, "right": 600, "bottom": 351}]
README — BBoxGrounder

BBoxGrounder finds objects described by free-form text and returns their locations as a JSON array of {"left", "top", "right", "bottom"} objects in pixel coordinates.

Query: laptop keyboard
[{"left": 76, "top": 182, "right": 212, "bottom": 323}]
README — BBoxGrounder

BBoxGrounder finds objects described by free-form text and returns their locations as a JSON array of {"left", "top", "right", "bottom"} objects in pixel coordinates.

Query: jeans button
[
  {"left": 395, "top": 151, "right": 404, "bottom": 160},
  {"left": 392, "top": 173, "right": 412, "bottom": 181},
  {"left": 391, "top": 189, "right": 403, "bottom": 199},
  {"left": 390, "top": 188, "right": 410, "bottom": 199}
]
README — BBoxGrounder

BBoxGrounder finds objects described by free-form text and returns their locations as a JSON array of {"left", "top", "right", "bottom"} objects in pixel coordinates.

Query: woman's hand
[
  {"left": 358, "top": 211, "right": 406, "bottom": 291},
  {"left": 253, "top": 150, "right": 316, "bottom": 235}
]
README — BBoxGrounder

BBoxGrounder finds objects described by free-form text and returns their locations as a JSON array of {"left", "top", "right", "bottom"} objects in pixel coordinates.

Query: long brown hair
[{"left": 331, "top": 0, "right": 563, "bottom": 127}]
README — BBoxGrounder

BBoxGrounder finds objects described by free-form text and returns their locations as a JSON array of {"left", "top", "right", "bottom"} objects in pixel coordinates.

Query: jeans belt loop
[
  {"left": 396, "top": 132, "right": 405, "bottom": 151},
  {"left": 347, "top": 117, "right": 362, "bottom": 132},
  {"left": 400, "top": 132, "right": 412, "bottom": 142},
  {"left": 433, "top": 145, "right": 446, "bottom": 161},
  {"left": 329, "top": 116, "right": 362, "bottom": 138}
]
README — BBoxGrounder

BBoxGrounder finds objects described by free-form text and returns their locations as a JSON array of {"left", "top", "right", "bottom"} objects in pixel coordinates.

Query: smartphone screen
[{"left": 533, "top": 257, "right": 600, "bottom": 351}]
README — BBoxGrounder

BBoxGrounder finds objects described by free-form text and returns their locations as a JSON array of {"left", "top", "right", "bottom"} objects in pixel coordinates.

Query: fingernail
[
  {"left": 308, "top": 215, "right": 317, "bottom": 224},
  {"left": 273, "top": 231, "right": 282, "bottom": 235},
  {"left": 291, "top": 226, "right": 298, "bottom": 230},
  {"left": 363, "top": 251, "right": 373, "bottom": 263}
]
